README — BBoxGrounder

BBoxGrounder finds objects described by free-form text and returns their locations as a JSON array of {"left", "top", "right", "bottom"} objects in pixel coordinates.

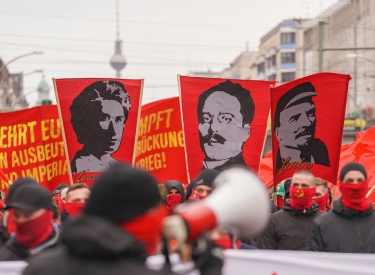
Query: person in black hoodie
[
  {"left": 308, "top": 162, "right": 375, "bottom": 253},
  {"left": 256, "top": 170, "right": 323, "bottom": 250},
  {"left": 0, "top": 184, "right": 59, "bottom": 261},
  {"left": 24, "top": 164, "right": 223, "bottom": 275},
  {"left": 164, "top": 180, "right": 185, "bottom": 212}
]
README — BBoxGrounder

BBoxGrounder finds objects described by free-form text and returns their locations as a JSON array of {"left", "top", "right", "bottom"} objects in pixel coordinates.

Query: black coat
[
  {"left": 0, "top": 225, "right": 60, "bottom": 261},
  {"left": 256, "top": 202, "right": 323, "bottom": 250},
  {"left": 23, "top": 215, "right": 169, "bottom": 275},
  {"left": 307, "top": 198, "right": 375, "bottom": 253}
]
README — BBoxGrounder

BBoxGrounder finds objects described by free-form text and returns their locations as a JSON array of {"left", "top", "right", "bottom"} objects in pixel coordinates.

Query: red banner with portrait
[
  {"left": 134, "top": 97, "right": 188, "bottom": 185},
  {"left": 54, "top": 78, "right": 143, "bottom": 186},
  {"left": 271, "top": 73, "right": 351, "bottom": 185},
  {"left": 179, "top": 75, "right": 273, "bottom": 181},
  {"left": 0, "top": 105, "right": 69, "bottom": 192}
]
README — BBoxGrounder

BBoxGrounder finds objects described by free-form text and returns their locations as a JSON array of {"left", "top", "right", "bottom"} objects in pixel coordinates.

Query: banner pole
[
  {"left": 53, "top": 79, "right": 74, "bottom": 185},
  {"left": 132, "top": 79, "right": 144, "bottom": 166},
  {"left": 366, "top": 184, "right": 375, "bottom": 198},
  {"left": 177, "top": 75, "right": 190, "bottom": 184}
]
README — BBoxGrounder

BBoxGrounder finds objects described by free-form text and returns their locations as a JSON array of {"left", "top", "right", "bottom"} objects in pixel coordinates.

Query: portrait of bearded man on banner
[
  {"left": 274, "top": 82, "right": 330, "bottom": 172},
  {"left": 197, "top": 80, "right": 255, "bottom": 171},
  {"left": 70, "top": 80, "right": 131, "bottom": 173}
]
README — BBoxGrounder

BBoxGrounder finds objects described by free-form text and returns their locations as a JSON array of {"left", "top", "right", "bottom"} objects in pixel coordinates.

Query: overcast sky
[{"left": 0, "top": 0, "right": 338, "bottom": 106}]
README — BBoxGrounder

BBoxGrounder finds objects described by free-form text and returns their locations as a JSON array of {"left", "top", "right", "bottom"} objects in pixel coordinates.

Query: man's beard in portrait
[
  {"left": 199, "top": 128, "right": 227, "bottom": 160},
  {"left": 284, "top": 121, "right": 316, "bottom": 151}
]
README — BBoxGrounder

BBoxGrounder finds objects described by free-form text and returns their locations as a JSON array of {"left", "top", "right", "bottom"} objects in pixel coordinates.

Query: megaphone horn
[{"left": 163, "top": 167, "right": 270, "bottom": 245}]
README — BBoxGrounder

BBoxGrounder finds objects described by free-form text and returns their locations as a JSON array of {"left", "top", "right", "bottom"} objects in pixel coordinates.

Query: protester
[
  {"left": 256, "top": 170, "right": 322, "bottom": 250},
  {"left": 308, "top": 162, "right": 375, "bottom": 253},
  {"left": 24, "top": 164, "right": 223, "bottom": 275},
  {"left": 61, "top": 183, "right": 90, "bottom": 222},
  {"left": 0, "top": 184, "right": 59, "bottom": 261},
  {"left": 0, "top": 178, "right": 38, "bottom": 247},
  {"left": 271, "top": 182, "right": 285, "bottom": 209},
  {"left": 52, "top": 183, "right": 69, "bottom": 204},
  {"left": 164, "top": 180, "right": 185, "bottom": 212},
  {"left": 188, "top": 169, "right": 218, "bottom": 201},
  {"left": 210, "top": 227, "right": 256, "bottom": 250},
  {"left": 185, "top": 179, "right": 197, "bottom": 201},
  {"left": 312, "top": 178, "right": 330, "bottom": 212}
]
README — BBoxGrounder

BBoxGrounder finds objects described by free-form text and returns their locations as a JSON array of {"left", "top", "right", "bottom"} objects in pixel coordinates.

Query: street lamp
[
  {"left": 0, "top": 51, "right": 44, "bottom": 73},
  {"left": 347, "top": 53, "right": 375, "bottom": 65}
]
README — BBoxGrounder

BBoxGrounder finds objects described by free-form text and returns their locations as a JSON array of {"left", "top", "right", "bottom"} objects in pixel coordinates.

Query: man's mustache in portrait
[
  {"left": 201, "top": 129, "right": 227, "bottom": 146},
  {"left": 295, "top": 122, "right": 315, "bottom": 145}
]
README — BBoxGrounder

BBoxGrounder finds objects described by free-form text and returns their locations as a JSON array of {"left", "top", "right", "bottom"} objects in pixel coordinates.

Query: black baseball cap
[
  {"left": 52, "top": 183, "right": 70, "bottom": 195},
  {"left": 6, "top": 184, "right": 53, "bottom": 212}
]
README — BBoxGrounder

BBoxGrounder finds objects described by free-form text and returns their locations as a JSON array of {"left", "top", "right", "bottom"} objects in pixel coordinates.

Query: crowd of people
[{"left": 0, "top": 161, "right": 373, "bottom": 274}]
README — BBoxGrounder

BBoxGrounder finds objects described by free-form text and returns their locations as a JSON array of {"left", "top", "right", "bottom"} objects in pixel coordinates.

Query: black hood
[
  {"left": 332, "top": 197, "right": 374, "bottom": 218},
  {"left": 62, "top": 215, "right": 147, "bottom": 259}
]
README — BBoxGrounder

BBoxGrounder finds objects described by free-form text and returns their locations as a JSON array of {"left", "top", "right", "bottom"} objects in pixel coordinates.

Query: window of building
[
  {"left": 267, "top": 55, "right": 276, "bottom": 68},
  {"left": 281, "top": 32, "right": 295, "bottom": 44},
  {"left": 281, "top": 72, "right": 295, "bottom": 83},
  {"left": 257, "top": 62, "right": 265, "bottom": 74},
  {"left": 268, "top": 74, "right": 276, "bottom": 81},
  {"left": 281, "top": 52, "right": 295, "bottom": 64}
]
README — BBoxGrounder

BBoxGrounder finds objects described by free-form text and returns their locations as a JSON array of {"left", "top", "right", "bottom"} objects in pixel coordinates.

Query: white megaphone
[{"left": 163, "top": 167, "right": 270, "bottom": 245}]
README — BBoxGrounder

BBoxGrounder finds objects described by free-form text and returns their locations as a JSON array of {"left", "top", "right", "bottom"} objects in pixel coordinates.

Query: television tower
[{"left": 110, "top": 0, "right": 126, "bottom": 77}]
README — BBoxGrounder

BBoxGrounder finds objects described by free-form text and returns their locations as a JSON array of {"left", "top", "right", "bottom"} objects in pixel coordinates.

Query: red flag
[
  {"left": 54, "top": 78, "right": 143, "bottom": 186},
  {"left": 270, "top": 73, "right": 351, "bottom": 185},
  {"left": 179, "top": 75, "right": 273, "bottom": 180},
  {"left": 134, "top": 97, "right": 188, "bottom": 185},
  {"left": 0, "top": 105, "right": 69, "bottom": 192},
  {"left": 258, "top": 152, "right": 273, "bottom": 190}
]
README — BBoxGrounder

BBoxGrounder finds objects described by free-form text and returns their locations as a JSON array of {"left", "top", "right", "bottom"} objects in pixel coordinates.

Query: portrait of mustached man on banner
[
  {"left": 274, "top": 82, "right": 330, "bottom": 173},
  {"left": 197, "top": 81, "right": 255, "bottom": 171},
  {"left": 70, "top": 81, "right": 131, "bottom": 173}
]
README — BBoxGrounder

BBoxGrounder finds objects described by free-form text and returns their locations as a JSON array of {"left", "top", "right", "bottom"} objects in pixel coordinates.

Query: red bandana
[
  {"left": 65, "top": 202, "right": 85, "bottom": 217},
  {"left": 277, "top": 197, "right": 285, "bottom": 209},
  {"left": 14, "top": 210, "right": 54, "bottom": 248},
  {"left": 57, "top": 195, "right": 65, "bottom": 212},
  {"left": 166, "top": 194, "right": 183, "bottom": 210},
  {"left": 188, "top": 189, "right": 206, "bottom": 201},
  {"left": 289, "top": 186, "right": 316, "bottom": 211},
  {"left": 339, "top": 180, "right": 370, "bottom": 212},
  {"left": 119, "top": 205, "right": 168, "bottom": 255},
  {"left": 213, "top": 237, "right": 241, "bottom": 250},
  {"left": 313, "top": 193, "right": 329, "bottom": 212}
]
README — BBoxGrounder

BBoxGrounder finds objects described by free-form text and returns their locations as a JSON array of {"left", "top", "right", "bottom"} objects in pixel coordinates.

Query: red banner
[
  {"left": 134, "top": 97, "right": 188, "bottom": 185},
  {"left": 54, "top": 78, "right": 143, "bottom": 186},
  {"left": 271, "top": 73, "right": 351, "bottom": 185},
  {"left": 179, "top": 76, "right": 273, "bottom": 180},
  {"left": 0, "top": 105, "right": 69, "bottom": 192}
]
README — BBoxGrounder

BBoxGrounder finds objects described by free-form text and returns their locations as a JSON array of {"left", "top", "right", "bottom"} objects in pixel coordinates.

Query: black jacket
[
  {"left": 0, "top": 224, "right": 60, "bottom": 261},
  {"left": 256, "top": 202, "right": 323, "bottom": 250},
  {"left": 24, "top": 215, "right": 168, "bottom": 275},
  {"left": 307, "top": 198, "right": 375, "bottom": 253}
]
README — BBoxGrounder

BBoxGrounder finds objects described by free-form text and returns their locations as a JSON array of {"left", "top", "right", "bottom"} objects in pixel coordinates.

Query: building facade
[
  {"left": 303, "top": 0, "right": 375, "bottom": 125},
  {"left": 0, "top": 59, "right": 28, "bottom": 111},
  {"left": 255, "top": 19, "right": 306, "bottom": 84},
  {"left": 219, "top": 51, "right": 257, "bottom": 80}
]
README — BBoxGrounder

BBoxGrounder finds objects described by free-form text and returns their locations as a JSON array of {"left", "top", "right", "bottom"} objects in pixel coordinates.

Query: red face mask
[
  {"left": 289, "top": 186, "right": 316, "bottom": 211},
  {"left": 188, "top": 189, "right": 206, "bottom": 201},
  {"left": 313, "top": 192, "right": 329, "bottom": 212},
  {"left": 213, "top": 237, "right": 240, "bottom": 250},
  {"left": 277, "top": 197, "right": 284, "bottom": 208},
  {"left": 119, "top": 204, "right": 168, "bottom": 255},
  {"left": 14, "top": 210, "right": 54, "bottom": 248},
  {"left": 166, "top": 194, "right": 183, "bottom": 210},
  {"left": 57, "top": 195, "right": 65, "bottom": 212},
  {"left": 7, "top": 209, "right": 16, "bottom": 234},
  {"left": 65, "top": 202, "right": 85, "bottom": 217},
  {"left": 339, "top": 180, "right": 370, "bottom": 211}
]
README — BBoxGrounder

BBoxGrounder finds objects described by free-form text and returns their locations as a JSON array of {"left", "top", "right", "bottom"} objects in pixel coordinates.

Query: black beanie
[
  {"left": 53, "top": 183, "right": 70, "bottom": 195},
  {"left": 339, "top": 162, "right": 367, "bottom": 181},
  {"left": 195, "top": 169, "right": 219, "bottom": 188},
  {"left": 84, "top": 164, "right": 161, "bottom": 222},
  {"left": 164, "top": 180, "right": 185, "bottom": 200},
  {"left": 6, "top": 177, "right": 38, "bottom": 206}
]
